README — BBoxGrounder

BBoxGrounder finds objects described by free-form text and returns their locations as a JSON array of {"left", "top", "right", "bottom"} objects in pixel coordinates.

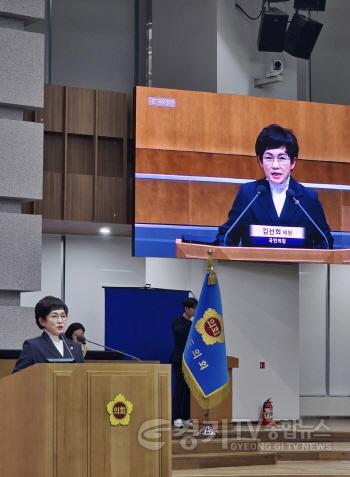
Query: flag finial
[{"left": 207, "top": 248, "right": 216, "bottom": 285}]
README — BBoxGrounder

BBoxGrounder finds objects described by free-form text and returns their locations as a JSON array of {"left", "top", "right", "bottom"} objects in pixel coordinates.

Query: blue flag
[{"left": 183, "top": 265, "right": 229, "bottom": 410}]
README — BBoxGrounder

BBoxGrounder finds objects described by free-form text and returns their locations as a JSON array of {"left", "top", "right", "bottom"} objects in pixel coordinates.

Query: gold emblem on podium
[
  {"left": 107, "top": 393, "right": 133, "bottom": 426},
  {"left": 195, "top": 308, "right": 225, "bottom": 345}
]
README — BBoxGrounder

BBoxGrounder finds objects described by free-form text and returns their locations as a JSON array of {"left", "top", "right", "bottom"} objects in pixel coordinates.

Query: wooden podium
[
  {"left": 190, "top": 356, "right": 239, "bottom": 422},
  {"left": 176, "top": 239, "right": 350, "bottom": 264},
  {"left": 0, "top": 363, "right": 171, "bottom": 477}
]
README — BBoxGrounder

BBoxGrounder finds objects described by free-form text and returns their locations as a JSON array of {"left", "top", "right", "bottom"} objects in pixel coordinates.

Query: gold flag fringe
[{"left": 182, "top": 359, "right": 230, "bottom": 410}]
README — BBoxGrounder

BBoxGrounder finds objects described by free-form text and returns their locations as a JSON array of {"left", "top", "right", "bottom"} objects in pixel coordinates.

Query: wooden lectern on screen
[{"left": 0, "top": 363, "right": 171, "bottom": 477}]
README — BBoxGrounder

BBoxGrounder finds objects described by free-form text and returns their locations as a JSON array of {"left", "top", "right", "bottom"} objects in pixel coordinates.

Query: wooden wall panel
[
  {"left": 136, "top": 181, "right": 236, "bottom": 226},
  {"left": 98, "top": 138, "right": 123, "bottom": 177},
  {"left": 42, "top": 172, "right": 63, "bottom": 219},
  {"left": 66, "top": 174, "right": 93, "bottom": 221},
  {"left": 136, "top": 180, "right": 344, "bottom": 230},
  {"left": 42, "top": 84, "right": 65, "bottom": 132},
  {"left": 97, "top": 91, "right": 126, "bottom": 138},
  {"left": 28, "top": 85, "right": 129, "bottom": 225},
  {"left": 293, "top": 160, "right": 350, "bottom": 185},
  {"left": 317, "top": 189, "right": 343, "bottom": 231},
  {"left": 96, "top": 177, "right": 125, "bottom": 223},
  {"left": 67, "top": 86, "right": 95, "bottom": 135},
  {"left": 136, "top": 149, "right": 260, "bottom": 178},
  {"left": 136, "top": 86, "right": 350, "bottom": 163},
  {"left": 343, "top": 207, "right": 350, "bottom": 230},
  {"left": 189, "top": 182, "right": 238, "bottom": 226},
  {"left": 44, "top": 133, "right": 64, "bottom": 172},
  {"left": 135, "top": 180, "right": 190, "bottom": 224},
  {"left": 342, "top": 191, "right": 350, "bottom": 230},
  {"left": 136, "top": 149, "right": 350, "bottom": 185},
  {"left": 67, "top": 135, "right": 94, "bottom": 174}
]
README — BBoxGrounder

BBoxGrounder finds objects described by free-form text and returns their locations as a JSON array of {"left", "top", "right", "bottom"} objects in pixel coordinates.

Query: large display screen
[{"left": 134, "top": 87, "right": 350, "bottom": 264}]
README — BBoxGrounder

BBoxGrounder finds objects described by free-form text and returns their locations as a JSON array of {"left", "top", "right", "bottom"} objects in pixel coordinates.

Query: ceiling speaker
[
  {"left": 257, "top": 8, "right": 289, "bottom": 52},
  {"left": 285, "top": 13, "right": 323, "bottom": 59},
  {"left": 293, "top": 0, "right": 326, "bottom": 11}
]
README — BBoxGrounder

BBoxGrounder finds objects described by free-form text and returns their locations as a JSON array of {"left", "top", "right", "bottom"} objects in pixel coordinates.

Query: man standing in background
[{"left": 170, "top": 297, "right": 198, "bottom": 428}]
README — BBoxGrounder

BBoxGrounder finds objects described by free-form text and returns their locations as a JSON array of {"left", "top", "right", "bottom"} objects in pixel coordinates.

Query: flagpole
[
  {"left": 196, "top": 249, "right": 216, "bottom": 437},
  {"left": 188, "top": 249, "right": 227, "bottom": 437}
]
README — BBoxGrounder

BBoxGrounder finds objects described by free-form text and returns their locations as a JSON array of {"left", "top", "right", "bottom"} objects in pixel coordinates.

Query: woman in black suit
[{"left": 13, "top": 296, "right": 84, "bottom": 373}]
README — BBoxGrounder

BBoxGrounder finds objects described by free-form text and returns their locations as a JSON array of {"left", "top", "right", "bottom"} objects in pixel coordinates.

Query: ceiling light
[{"left": 99, "top": 227, "right": 111, "bottom": 235}]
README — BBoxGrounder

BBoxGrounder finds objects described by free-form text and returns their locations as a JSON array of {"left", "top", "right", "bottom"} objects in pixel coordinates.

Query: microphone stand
[
  {"left": 223, "top": 188, "right": 265, "bottom": 245},
  {"left": 83, "top": 338, "right": 142, "bottom": 362},
  {"left": 58, "top": 332, "right": 75, "bottom": 361},
  {"left": 289, "top": 195, "right": 330, "bottom": 249}
]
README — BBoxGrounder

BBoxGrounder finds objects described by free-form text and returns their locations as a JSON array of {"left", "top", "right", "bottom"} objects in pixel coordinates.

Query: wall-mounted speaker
[
  {"left": 285, "top": 13, "right": 323, "bottom": 59},
  {"left": 293, "top": 0, "right": 326, "bottom": 11},
  {"left": 257, "top": 8, "right": 289, "bottom": 52}
]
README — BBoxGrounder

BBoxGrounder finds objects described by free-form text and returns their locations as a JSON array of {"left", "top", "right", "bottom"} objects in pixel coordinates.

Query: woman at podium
[
  {"left": 216, "top": 124, "right": 333, "bottom": 249},
  {"left": 13, "top": 296, "right": 84, "bottom": 373}
]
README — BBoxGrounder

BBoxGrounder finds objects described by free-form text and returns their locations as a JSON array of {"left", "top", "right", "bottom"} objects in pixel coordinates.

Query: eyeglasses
[
  {"left": 48, "top": 313, "right": 68, "bottom": 322},
  {"left": 262, "top": 155, "right": 290, "bottom": 165}
]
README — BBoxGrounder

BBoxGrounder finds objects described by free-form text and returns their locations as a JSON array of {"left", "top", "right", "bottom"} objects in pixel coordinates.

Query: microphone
[
  {"left": 77, "top": 335, "right": 141, "bottom": 362},
  {"left": 286, "top": 188, "right": 330, "bottom": 249},
  {"left": 58, "top": 332, "right": 75, "bottom": 361},
  {"left": 223, "top": 185, "right": 266, "bottom": 245}
]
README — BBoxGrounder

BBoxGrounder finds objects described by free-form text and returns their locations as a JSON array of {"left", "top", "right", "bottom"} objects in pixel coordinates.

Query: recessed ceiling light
[{"left": 99, "top": 227, "right": 111, "bottom": 235}]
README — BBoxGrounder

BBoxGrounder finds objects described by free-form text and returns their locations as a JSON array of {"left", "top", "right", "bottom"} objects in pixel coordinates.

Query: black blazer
[
  {"left": 216, "top": 177, "right": 333, "bottom": 249},
  {"left": 170, "top": 315, "right": 192, "bottom": 365},
  {"left": 13, "top": 331, "right": 84, "bottom": 373}
]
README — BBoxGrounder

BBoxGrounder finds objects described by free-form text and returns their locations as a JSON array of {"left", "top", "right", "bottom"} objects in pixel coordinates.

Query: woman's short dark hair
[
  {"left": 255, "top": 124, "right": 299, "bottom": 161},
  {"left": 35, "top": 296, "right": 68, "bottom": 329},
  {"left": 65, "top": 322, "right": 85, "bottom": 340},
  {"left": 182, "top": 297, "right": 198, "bottom": 309}
]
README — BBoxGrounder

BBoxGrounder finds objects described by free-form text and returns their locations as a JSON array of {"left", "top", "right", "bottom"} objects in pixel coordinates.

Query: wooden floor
[{"left": 172, "top": 419, "right": 350, "bottom": 476}]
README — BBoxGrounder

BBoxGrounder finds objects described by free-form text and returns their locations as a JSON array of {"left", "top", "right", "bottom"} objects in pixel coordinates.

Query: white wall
[
  {"left": 64, "top": 235, "right": 145, "bottom": 348},
  {"left": 145, "top": 257, "right": 205, "bottom": 296},
  {"left": 218, "top": 261, "right": 299, "bottom": 420},
  {"left": 21, "top": 234, "right": 63, "bottom": 307},
  {"left": 217, "top": 0, "right": 298, "bottom": 99},
  {"left": 152, "top": 0, "right": 217, "bottom": 92},
  {"left": 300, "top": 396, "right": 350, "bottom": 417},
  {"left": 147, "top": 256, "right": 300, "bottom": 419},
  {"left": 50, "top": 0, "right": 135, "bottom": 92},
  {"left": 148, "top": 256, "right": 300, "bottom": 420},
  {"left": 299, "top": 264, "right": 327, "bottom": 395},
  {"left": 310, "top": 0, "right": 350, "bottom": 105},
  {"left": 299, "top": 264, "right": 350, "bottom": 416},
  {"left": 19, "top": 235, "right": 300, "bottom": 420},
  {"left": 329, "top": 265, "right": 350, "bottom": 395}
]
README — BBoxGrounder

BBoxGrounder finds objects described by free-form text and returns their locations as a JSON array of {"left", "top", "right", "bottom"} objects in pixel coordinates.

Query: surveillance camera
[
  {"left": 263, "top": 59, "right": 284, "bottom": 82},
  {"left": 272, "top": 59, "right": 283, "bottom": 72}
]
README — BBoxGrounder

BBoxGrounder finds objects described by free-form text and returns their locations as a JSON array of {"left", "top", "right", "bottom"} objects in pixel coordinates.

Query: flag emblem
[
  {"left": 107, "top": 393, "right": 133, "bottom": 426},
  {"left": 195, "top": 308, "right": 225, "bottom": 345}
]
